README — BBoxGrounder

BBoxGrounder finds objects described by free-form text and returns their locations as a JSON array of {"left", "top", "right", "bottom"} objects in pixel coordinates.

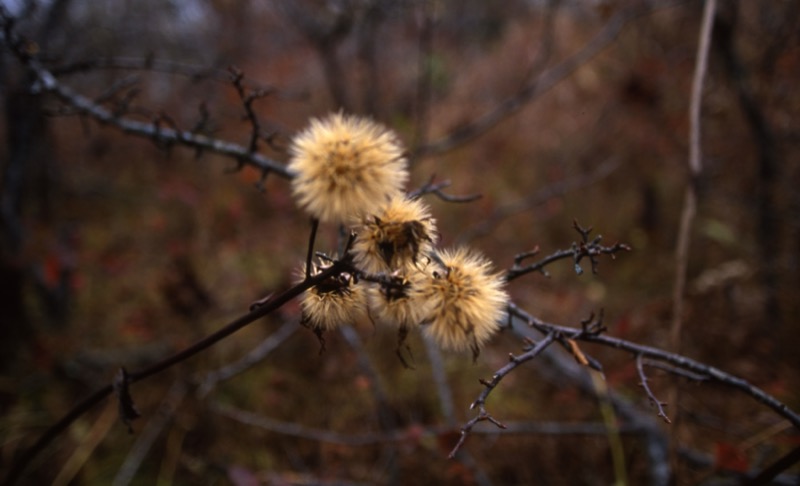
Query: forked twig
[
  {"left": 449, "top": 333, "right": 557, "bottom": 457},
  {"left": 636, "top": 354, "right": 671, "bottom": 424}
]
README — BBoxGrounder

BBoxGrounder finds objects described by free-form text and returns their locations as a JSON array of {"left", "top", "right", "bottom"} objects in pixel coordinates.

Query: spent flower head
[
  {"left": 421, "top": 247, "right": 508, "bottom": 358},
  {"left": 368, "top": 268, "right": 434, "bottom": 331},
  {"left": 299, "top": 258, "right": 367, "bottom": 332},
  {"left": 288, "top": 112, "right": 408, "bottom": 224},
  {"left": 351, "top": 196, "right": 437, "bottom": 274}
]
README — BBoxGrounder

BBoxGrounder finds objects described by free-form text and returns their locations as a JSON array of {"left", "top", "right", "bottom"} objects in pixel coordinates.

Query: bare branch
[
  {"left": 196, "top": 321, "right": 297, "bottom": 398},
  {"left": 407, "top": 175, "right": 482, "bottom": 203},
  {"left": 507, "top": 303, "right": 800, "bottom": 430},
  {"left": 667, "top": 0, "right": 717, "bottom": 456},
  {"left": 449, "top": 333, "right": 557, "bottom": 458},
  {"left": 0, "top": 15, "right": 292, "bottom": 179},
  {"left": 504, "top": 222, "right": 631, "bottom": 282},
  {"left": 637, "top": 354, "right": 671, "bottom": 424}
]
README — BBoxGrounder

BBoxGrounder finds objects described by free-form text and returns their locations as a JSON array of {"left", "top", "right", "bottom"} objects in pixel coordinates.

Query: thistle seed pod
[
  {"left": 420, "top": 248, "right": 508, "bottom": 358},
  {"left": 299, "top": 259, "right": 368, "bottom": 332},
  {"left": 288, "top": 112, "right": 409, "bottom": 224},
  {"left": 351, "top": 197, "right": 437, "bottom": 274}
]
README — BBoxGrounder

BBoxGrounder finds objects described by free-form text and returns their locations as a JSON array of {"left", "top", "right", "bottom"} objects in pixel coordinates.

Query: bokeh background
[{"left": 1, "top": 0, "right": 798, "bottom": 484}]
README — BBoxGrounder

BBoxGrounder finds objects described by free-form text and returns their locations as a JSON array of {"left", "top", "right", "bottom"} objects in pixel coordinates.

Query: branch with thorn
[
  {"left": 449, "top": 333, "right": 557, "bottom": 457},
  {"left": 0, "top": 12, "right": 291, "bottom": 179},
  {"left": 505, "top": 220, "right": 631, "bottom": 282}
]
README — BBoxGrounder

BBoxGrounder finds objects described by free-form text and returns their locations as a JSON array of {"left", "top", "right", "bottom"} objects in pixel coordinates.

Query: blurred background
[{"left": 1, "top": 0, "right": 798, "bottom": 484}]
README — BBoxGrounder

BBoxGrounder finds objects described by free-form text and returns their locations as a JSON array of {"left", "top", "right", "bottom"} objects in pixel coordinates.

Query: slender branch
[
  {"left": 305, "top": 218, "right": 320, "bottom": 280},
  {"left": 504, "top": 221, "right": 631, "bottom": 282},
  {"left": 51, "top": 57, "right": 289, "bottom": 98},
  {"left": 195, "top": 321, "right": 297, "bottom": 398},
  {"left": 407, "top": 175, "right": 482, "bottom": 203},
  {"left": 637, "top": 354, "right": 671, "bottom": 424},
  {"left": 668, "top": 0, "right": 716, "bottom": 462},
  {"left": 0, "top": 16, "right": 292, "bottom": 179},
  {"left": 449, "top": 333, "right": 557, "bottom": 458},
  {"left": 229, "top": 66, "right": 276, "bottom": 155},
  {"left": 507, "top": 303, "right": 800, "bottom": 430}
]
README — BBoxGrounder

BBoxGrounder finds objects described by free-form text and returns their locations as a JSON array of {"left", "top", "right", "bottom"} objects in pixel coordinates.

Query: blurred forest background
[{"left": 1, "top": 0, "right": 799, "bottom": 484}]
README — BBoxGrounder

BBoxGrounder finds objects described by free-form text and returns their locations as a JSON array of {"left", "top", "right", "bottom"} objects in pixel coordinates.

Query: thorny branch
[
  {"left": 449, "top": 333, "right": 557, "bottom": 457},
  {"left": 229, "top": 66, "right": 278, "bottom": 156},
  {"left": 507, "top": 302, "right": 800, "bottom": 430},
  {"left": 0, "top": 11, "right": 291, "bottom": 179},
  {"left": 504, "top": 220, "right": 631, "bottom": 282}
]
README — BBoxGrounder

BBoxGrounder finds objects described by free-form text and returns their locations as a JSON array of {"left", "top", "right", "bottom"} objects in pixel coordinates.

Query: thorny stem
[
  {"left": 0, "top": 13, "right": 291, "bottom": 179},
  {"left": 507, "top": 303, "right": 800, "bottom": 430},
  {"left": 305, "top": 218, "right": 320, "bottom": 280},
  {"left": 449, "top": 333, "right": 557, "bottom": 458},
  {"left": 504, "top": 222, "right": 631, "bottom": 282}
]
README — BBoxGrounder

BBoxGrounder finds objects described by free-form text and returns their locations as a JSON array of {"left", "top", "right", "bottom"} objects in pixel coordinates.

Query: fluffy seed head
[
  {"left": 288, "top": 112, "right": 409, "bottom": 224},
  {"left": 420, "top": 247, "right": 508, "bottom": 357},
  {"left": 351, "top": 197, "right": 438, "bottom": 273},
  {"left": 299, "top": 260, "right": 367, "bottom": 332},
  {"left": 368, "top": 269, "right": 434, "bottom": 331}
]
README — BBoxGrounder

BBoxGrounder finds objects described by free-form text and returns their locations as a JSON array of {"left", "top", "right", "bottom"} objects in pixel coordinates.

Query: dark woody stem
[{"left": 305, "top": 217, "right": 320, "bottom": 280}]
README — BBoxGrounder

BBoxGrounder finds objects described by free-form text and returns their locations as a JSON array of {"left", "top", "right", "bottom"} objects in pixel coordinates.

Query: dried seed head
[
  {"left": 299, "top": 259, "right": 367, "bottom": 332},
  {"left": 351, "top": 197, "right": 437, "bottom": 273},
  {"left": 368, "top": 269, "right": 434, "bottom": 331},
  {"left": 288, "top": 112, "right": 409, "bottom": 224},
  {"left": 420, "top": 247, "right": 508, "bottom": 357}
]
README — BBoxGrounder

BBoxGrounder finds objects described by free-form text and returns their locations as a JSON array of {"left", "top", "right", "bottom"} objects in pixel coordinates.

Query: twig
[
  {"left": 637, "top": 354, "right": 671, "bottom": 424},
  {"left": 423, "top": 335, "right": 456, "bottom": 424},
  {"left": 642, "top": 359, "right": 710, "bottom": 382},
  {"left": 449, "top": 333, "right": 557, "bottom": 458},
  {"left": 504, "top": 221, "right": 631, "bottom": 282},
  {"left": 229, "top": 66, "right": 274, "bottom": 155},
  {"left": 196, "top": 321, "right": 297, "bottom": 398},
  {"left": 407, "top": 175, "right": 482, "bottom": 203}
]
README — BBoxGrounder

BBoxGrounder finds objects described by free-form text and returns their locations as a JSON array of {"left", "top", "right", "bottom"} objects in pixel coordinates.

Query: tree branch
[
  {"left": 0, "top": 13, "right": 292, "bottom": 179},
  {"left": 507, "top": 303, "right": 800, "bottom": 430},
  {"left": 449, "top": 333, "right": 557, "bottom": 458}
]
